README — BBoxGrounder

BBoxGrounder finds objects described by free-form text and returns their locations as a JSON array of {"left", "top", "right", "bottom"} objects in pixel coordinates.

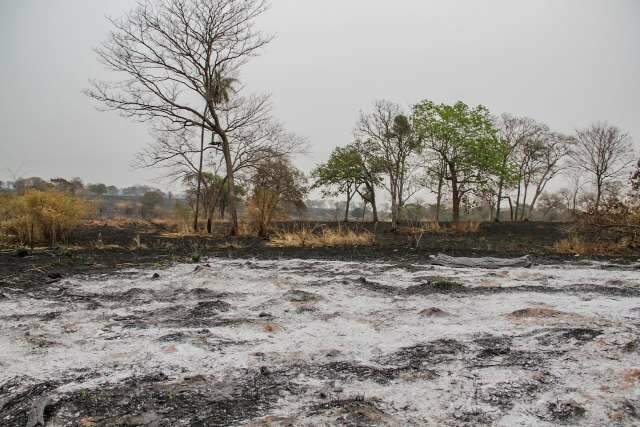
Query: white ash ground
[{"left": 1, "top": 258, "right": 640, "bottom": 426}]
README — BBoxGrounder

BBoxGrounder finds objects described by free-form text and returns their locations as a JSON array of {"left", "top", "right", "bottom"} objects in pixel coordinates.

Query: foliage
[
  {"left": 312, "top": 144, "right": 382, "bottom": 221},
  {"left": 140, "top": 191, "right": 165, "bottom": 218},
  {"left": 413, "top": 100, "right": 512, "bottom": 222},
  {"left": 170, "top": 201, "right": 193, "bottom": 234},
  {"left": 87, "top": 183, "right": 108, "bottom": 195},
  {"left": 183, "top": 172, "right": 245, "bottom": 225},
  {"left": 248, "top": 158, "right": 307, "bottom": 237},
  {"left": 0, "top": 191, "right": 93, "bottom": 246}
]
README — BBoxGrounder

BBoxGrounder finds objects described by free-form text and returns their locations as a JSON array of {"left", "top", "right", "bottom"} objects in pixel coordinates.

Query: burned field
[{"left": 1, "top": 257, "right": 640, "bottom": 425}]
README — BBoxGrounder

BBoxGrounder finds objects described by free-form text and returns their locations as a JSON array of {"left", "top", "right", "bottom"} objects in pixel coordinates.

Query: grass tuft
[
  {"left": 270, "top": 227, "right": 375, "bottom": 247},
  {"left": 403, "top": 221, "right": 481, "bottom": 235}
]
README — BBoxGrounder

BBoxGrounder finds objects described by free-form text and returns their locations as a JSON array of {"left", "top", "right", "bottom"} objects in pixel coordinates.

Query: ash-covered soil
[{"left": 1, "top": 257, "right": 640, "bottom": 426}]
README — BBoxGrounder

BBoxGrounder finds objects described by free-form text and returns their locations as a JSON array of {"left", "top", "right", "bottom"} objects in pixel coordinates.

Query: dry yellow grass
[
  {"left": 1, "top": 191, "right": 93, "bottom": 246},
  {"left": 553, "top": 236, "right": 629, "bottom": 256},
  {"left": 404, "top": 221, "right": 480, "bottom": 235},
  {"left": 270, "top": 228, "right": 375, "bottom": 247}
]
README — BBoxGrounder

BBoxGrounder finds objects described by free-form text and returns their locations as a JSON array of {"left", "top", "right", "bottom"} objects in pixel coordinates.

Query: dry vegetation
[
  {"left": 553, "top": 236, "right": 634, "bottom": 256},
  {"left": 0, "top": 191, "right": 93, "bottom": 247},
  {"left": 269, "top": 227, "right": 375, "bottom": 247},
  {"left": 402, "top": 221, "right": 481, "bottom": 235}
]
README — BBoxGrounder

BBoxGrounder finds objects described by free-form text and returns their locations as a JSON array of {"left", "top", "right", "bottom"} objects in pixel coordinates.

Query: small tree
[
  {"left": 249, "top": 158, "right": 306, "bottom": 237},
  {"left": 140, "top": 191, "right": 165, "bottom": 219},
  {"left": 87, "top": 183, "right": 108, "bottom": 196},
  {"left": 571, "top": 122, "right": 635, "bottom": 214},
  {"left": 356, "top": 101, "right": 420, "bottom": 229},
  {"left": 312, "top": 144, "right": 381, "bottom": 222}
]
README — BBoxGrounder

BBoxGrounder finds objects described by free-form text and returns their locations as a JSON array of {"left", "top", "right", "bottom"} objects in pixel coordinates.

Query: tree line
[{"left": 313, "top": 100, "right": 637, "bottom": 227}]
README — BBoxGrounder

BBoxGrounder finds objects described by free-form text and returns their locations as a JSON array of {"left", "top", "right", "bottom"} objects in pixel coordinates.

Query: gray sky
[{"left": 1, "top": 0, "right": 638, "bottom": 192}]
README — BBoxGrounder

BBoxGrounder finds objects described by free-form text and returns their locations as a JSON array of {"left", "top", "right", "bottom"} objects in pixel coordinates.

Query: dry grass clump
[
  {"left": 404, "top": 221, "right": 481, "bottom": 235},
  {"left": 553, "top": 236, "right": 630, "bottom": 256},
  {"left": 0, "top": 191, "right": 93, "bottom": 246},
  {"left": 270, "top": 227, "right": 375, "bottom": 247}
]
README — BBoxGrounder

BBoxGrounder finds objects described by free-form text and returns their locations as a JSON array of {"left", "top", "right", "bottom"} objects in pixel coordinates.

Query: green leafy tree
[
  {"left": 87, "top": 183, "right": 108, "bottom": 196},
  {"left": 413, "top": 100, "right": 511, "bottom": 222},
  {"left": 312, "top": 144, "right": 381, "bottom": 222}
]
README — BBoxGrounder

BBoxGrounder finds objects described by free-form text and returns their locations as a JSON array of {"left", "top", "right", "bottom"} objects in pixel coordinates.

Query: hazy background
[{"left": 1, "top": 0, "right": 638, "bottom": 192}]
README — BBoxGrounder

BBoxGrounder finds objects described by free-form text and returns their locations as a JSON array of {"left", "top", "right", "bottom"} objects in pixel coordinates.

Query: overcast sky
[{"left": 1, "top": 0, "right": 638, "bottom": 193}]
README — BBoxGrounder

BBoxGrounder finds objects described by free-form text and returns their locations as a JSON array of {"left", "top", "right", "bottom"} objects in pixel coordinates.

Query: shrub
[{"left": 0, "top": 191, "right": 93, "bottom": 246}]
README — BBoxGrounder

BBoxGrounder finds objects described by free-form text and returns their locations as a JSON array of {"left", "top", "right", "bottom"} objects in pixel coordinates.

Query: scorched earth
[{"left": 1, "top": 257, "right": 639, "bottom": 426}]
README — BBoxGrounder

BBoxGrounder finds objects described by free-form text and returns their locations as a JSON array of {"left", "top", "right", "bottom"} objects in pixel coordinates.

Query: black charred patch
[
  {"left": 0, "top": 377, "right": 60, "bottom": 427},
  {"left": 535, "top": 328, "right": 603, "bottom": 346},
  {"left": 48, "top": 369, "right": 300, "bottom": 426},
  {"left": 377, "top": 339, "right": 467, "bottom": 367}
]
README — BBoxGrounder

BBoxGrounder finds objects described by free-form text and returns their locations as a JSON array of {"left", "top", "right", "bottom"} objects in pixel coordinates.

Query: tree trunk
[
  {"left": 520, "top": 182, "right": 529, "bottom": 221},
  {"left": 495, "top": 175, "right": 504, "bottom": 222},
  {"left": 595, "top": 178, "right": 603, "bottom": 214},
  {"left": 507, "top": 197, "right": 514, "bottom": 220},
  {"left": 344, "top": 191, "right": 352, "bottom": 223},
  {"left": 193, "top": 106, "right": 208, "bottom": 232},
  {"left": 390, "top": 185, "right": 398, "bottom": 230},
  {"left": 211, "top": 112, "right": 238, "bottom": 236},
  {"left": 514, "top": 182, "right": 521, "bottom": 221},
  {"left": 450, "top": 164, "right": 460, "bottom": 223},
  {"left": 435, "top": 178, "right": 443, "bottom": 223},
  {"left": 369, "top": 185, "right": 378, "bottom": 223},
  {"left": 489, "top": 199, "right": 495, "bottom": 222},
  {"left": 452, "top": 191, "right": 460, "bottom": 223}
]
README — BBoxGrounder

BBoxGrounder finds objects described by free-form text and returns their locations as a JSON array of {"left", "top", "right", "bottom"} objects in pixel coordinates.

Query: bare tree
[
  {"left": 356, "top": 100, "right": 419, "bottom": 230},
  {"left": 559, "top": 172, "right": 585, "bottom": 215},
  {"left": 524, "top": 132, "right": 574, "bottom": 219},
  {"left": 135, "top": 108, "right": 304, "bottom": 229},
  {"left": 495, "top": 114, "right": 542, "bottom": 221},
  {"left": 571, "top": 122, "right": 635, "bottom": 213},
  {"left": 86, "top": 0, "right": 272, "bottom": 235},
  {"left": 249, "top": 158, "right": 307, "bottom": 237}
]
